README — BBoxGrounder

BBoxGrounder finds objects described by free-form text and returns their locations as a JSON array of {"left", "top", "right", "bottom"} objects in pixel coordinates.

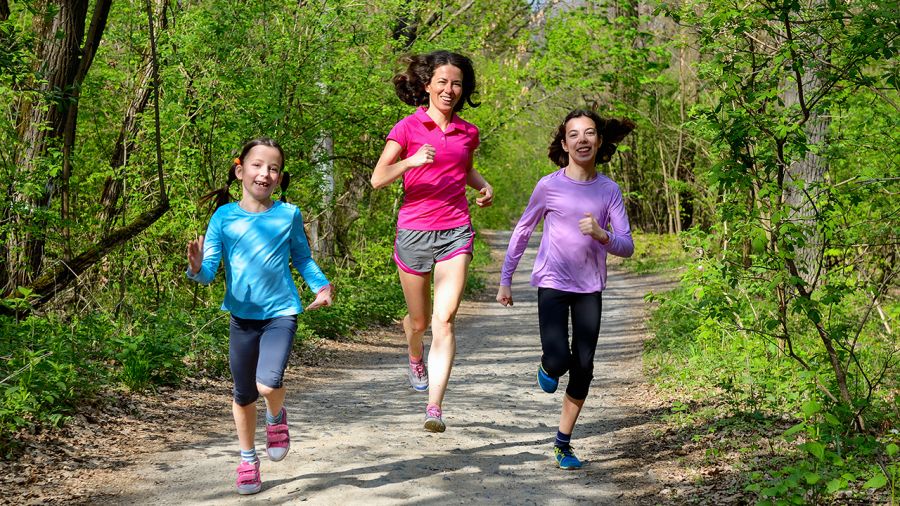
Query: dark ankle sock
[{"left": 555, "top": 430, "right": 572, "bottom": 449}]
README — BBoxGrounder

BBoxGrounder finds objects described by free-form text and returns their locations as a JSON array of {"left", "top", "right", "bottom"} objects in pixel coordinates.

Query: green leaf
[
  {"left": 863, "top": 473, "right": 887, "bottom": 489},
  {"left": 783, "top": 422, "right": 806, "bottom": 439},
  {"left": 804, "top": 472, "right": 821, "bottom": 484},
  {"left": 886, "top": 443, "right": 898, "bottom": 457},
  {"left": 826, "top": 478, "right": 845, "bottom": 493},
  {"left": 801, "top": 399, "right": 821, "bottom": 418},
  {"left": 801, "top": 441, "right": 825, "bottom": 461}
]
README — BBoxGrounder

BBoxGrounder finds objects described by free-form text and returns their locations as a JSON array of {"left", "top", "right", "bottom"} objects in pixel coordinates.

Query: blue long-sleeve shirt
[{"left": 187, "top": 201, "right": 330, "bottom": 319}]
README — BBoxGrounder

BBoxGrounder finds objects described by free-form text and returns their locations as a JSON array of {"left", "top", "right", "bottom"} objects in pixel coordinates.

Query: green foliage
[
  {"left": 621, "top": 232, "right": 688, "bottom": 274},
  {"left": 0, "top": 313, "right": 110, "bottom": 440},
  {"left": 0, "top": 5, "right": 894, "bottom": 503},
  {"left": 299, "top": 238, "right": 407, "bottom": 340}
]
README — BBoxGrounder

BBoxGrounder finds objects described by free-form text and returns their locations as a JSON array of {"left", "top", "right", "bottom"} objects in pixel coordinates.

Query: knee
[
  {"left": 431, "top": 311, "right": 457, "bottom": 333},
  {"left": 566, "top": 367, "right": 594, "bottom": 400},
  {"left": 407, "top": 315, "right": 429, "bottom": 335},
  {"left": 256, "top": 382, "right": 282, "bottom": 398},
  {"left": 233, "top": 387, "right": 259, "bottom": 406},
  {"left": 542, "top": 353, "right": 570, "bottom": 378}
]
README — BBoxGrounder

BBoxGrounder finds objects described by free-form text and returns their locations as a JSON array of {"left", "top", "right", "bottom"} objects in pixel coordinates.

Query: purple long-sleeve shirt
[{"left": 500, "top": 168, "right": 634, "bottom": 293}]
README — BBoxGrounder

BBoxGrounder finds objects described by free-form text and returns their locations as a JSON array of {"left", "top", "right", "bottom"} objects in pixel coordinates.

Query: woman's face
[
  {"left": 425, "top": 64, "right": 464, "bottom": 114},
  {"left": 561, "top": 116, "right": 600, "bottom": 166}
]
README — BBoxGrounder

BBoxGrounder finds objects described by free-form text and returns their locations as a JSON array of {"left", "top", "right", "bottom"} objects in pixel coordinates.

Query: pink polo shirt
[{"left": 387, "top": 107, "right": 480, "bottom": 231}]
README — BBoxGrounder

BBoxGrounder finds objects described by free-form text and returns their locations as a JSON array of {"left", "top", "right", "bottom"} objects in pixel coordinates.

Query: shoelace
[
  {"left": 558, "top": 446, "right": 577, "bottom": 458},
  {"left": 411, "top": 361, "right": 426, "bottom": 379},
  {"left": 426, "top": 405, "right": 442, "bottom": 419}
]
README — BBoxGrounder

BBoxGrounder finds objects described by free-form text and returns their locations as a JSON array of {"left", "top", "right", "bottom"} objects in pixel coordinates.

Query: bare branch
[{"left": 426, "top": 0, "right": 475, "bottom": 42}]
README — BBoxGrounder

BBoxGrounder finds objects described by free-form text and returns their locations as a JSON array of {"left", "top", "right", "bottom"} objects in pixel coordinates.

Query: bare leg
[
  {"left": 398, "top": 268, "right": 432, "bottom": 359},
  {"left": 233, "top": 401, "right": 257, "bottom": 452},
  {"left": 257, "top": 384, "right": 285, "bottom": 418},
  {"left": 559, "top": 394, "right": 585, "bottom": 435},
  {"left": 428, "top": 254, "right": 471, "bottom": 408}
]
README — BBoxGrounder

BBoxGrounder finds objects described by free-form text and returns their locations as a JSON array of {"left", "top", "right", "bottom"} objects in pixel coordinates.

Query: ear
[
  {"left": 561, "top": 138, "right": 570, "bottom": 153},
  {"left": 234, "top": 163, "right": 244, "bottom": 180}
]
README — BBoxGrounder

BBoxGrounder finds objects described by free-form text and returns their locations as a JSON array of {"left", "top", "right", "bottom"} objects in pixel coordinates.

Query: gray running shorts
[{"left": 393, "top": 224, "right": 474, "bottom": 275}]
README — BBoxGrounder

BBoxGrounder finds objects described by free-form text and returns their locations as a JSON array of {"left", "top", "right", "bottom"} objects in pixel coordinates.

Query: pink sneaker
[
  {"left": 266, "top": 407, "right": 290, "bottom": 461},
  {"left": 424, "top": 404, "right": 445, "bottom": 433},
  {"left": 235, "top": 460, "right": 261, "bottom": 495}
]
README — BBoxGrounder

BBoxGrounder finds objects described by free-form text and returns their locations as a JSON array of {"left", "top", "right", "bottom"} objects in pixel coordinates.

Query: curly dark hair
[
  {"left": 200, "top": 137, "right": 289, "bottom": 212},
  {"left": 392, "top": 50, "right": 479, "bottom": 112},
  {"left": 548, "top": 109, "right": 636, "bottom": 167}
]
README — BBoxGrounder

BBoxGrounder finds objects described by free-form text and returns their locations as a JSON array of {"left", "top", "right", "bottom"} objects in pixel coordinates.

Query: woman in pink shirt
[
  {"left": 371, "top": 50, "right": 493, "bottom": 433},
  {"left": 496, "top": 109, "right": 635, "bottom": 469}
]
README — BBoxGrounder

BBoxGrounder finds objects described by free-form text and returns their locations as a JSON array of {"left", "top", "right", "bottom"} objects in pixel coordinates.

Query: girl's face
[
  {"left": 236, "top": 145, "right": 283, "bottom": 202},
  {"left": 425, "top": 64, "right": 463, "bottom": 115},
  {"left": 561, "top": 116, "right": 600, "bottom": 166}
]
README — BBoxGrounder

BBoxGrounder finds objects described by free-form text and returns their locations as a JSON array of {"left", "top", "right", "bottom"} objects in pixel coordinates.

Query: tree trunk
[
  {"left": 99, "top": 55, "right": 156, "bottom": 232},
  {"left": 781, "top": 11, "right": 829, "bottom": 289},
  {"left": 5, "top": 0, "right": 93, "bottom": 294}
]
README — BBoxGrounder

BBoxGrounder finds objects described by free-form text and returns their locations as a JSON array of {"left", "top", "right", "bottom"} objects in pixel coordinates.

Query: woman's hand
[
  {"left": 475, "top": 184, "right": 493, "bottom": 208},
  {"left": 306, "top": 284, "right": 334, "bottom": 311},
  {"left": 186, "top": 236, "right": 204, "bottom": 275},
  {"left": 496, "top": 285, "right": 513, "bottom": 306},
  {"left": 407, "top": 144, "right": 435, "bottom": 168}
]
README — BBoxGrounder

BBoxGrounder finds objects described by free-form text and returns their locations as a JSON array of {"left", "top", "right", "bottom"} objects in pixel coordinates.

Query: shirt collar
[{"left": 415, "top": 106, "right": 461, "bottom": 134}]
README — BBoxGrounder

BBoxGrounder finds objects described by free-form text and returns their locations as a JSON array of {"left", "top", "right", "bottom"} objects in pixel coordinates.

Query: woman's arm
[
  {"left": 371, "top": 140, "right": 434, "bottom": 189},
  {"left": 466, "top": 167, "right": 493, "bottom": 207}
]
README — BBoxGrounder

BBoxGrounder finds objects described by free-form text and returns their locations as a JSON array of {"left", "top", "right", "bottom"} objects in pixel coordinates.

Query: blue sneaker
[
  {"left": 537, "top": 364, "right": 559, "bottom": 393},
  {"left": 554, "top": 445, "right": 583, "bottom": 470}
]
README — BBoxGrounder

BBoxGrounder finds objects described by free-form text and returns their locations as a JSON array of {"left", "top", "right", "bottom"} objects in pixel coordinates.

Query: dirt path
[{"left": 56, "top": 230, "right": 674, "bottom": 505}]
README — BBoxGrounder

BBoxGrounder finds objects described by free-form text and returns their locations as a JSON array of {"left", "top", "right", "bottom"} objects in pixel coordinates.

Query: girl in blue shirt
[{"left": 186, "top": 137, "right": 333, "bottom": 495}]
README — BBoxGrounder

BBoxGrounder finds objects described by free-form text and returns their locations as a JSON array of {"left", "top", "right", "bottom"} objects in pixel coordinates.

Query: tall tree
[{"left": 4, "top": 0, "right": 110, "bottom": 292}]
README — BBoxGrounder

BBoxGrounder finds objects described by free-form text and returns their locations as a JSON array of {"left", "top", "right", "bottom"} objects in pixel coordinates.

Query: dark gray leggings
[
  {"left": 229, "top": 315, "right": 297, "bottom": 406},
  {"left": 537, "top": 288, "right": 602, "bottom": 401}
]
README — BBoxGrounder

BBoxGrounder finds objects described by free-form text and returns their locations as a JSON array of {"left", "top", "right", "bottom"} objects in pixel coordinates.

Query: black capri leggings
[
  {"left": 537, "top": 287, "right": 602, "bottom": 401},
  {"left": 229, "top": 315, "right": 297, "bottom": 406}
]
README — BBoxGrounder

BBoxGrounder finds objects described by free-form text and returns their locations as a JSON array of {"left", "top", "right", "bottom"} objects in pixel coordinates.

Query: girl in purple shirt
[
  {"left": 497, "top": 109, "right": 635, "bottom": 470},
  {"left": 371, "top": 51, "right": 493, "bottom": 433}
]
